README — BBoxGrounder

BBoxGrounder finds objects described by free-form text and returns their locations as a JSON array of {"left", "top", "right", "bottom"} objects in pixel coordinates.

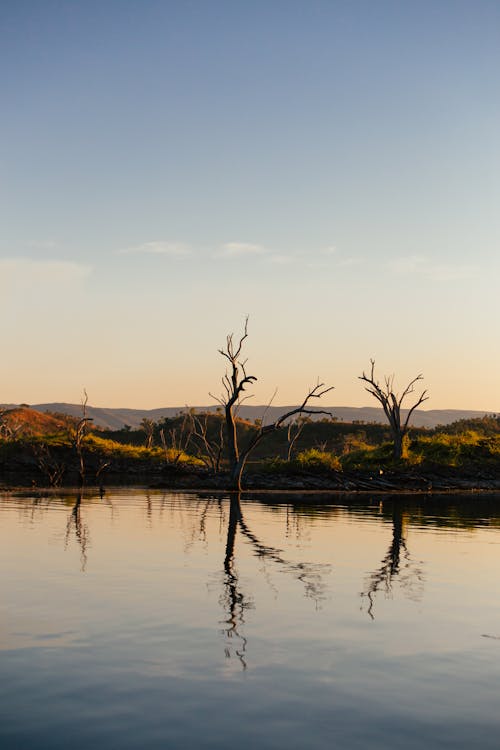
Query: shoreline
[{"left": 1, "top": 469, "right": 500, "bottom": 496}]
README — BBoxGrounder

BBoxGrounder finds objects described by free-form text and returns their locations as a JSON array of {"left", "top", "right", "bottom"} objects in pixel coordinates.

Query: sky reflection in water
[{"left": 1, "top": 490, "right": 500, "bottom": 749}]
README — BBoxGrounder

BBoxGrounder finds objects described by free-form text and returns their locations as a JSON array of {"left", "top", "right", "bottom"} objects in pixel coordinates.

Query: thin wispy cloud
[
  {"left": 338, "top": 257, "right": 362, "bottom": 267},
  {"left": 0, "top": 258, "right": 92, "bottom": 286},
  {"left": 216, "top": 242, "right": 267, "bottom": 259},
  {"left": 389, "top": 255, "right": 477, "bottom": 281},
  {"left": 118, "top": 241, "right": 191, "bottom": 256},
  {"left": 305, "top": 245, "right": 363, "bottom": 270},
  {"left": 389, "top": 255, "right": 427, "bottom": 275},
  {"left": 264, "top": 253, "right": 294, "bottom": 265},
  {"left": 304, "top": 246, "right": 338, "bottom": 266},
  {"left": 27, "top": 240, "right": 59, "bottom": 250},
  {"left": 429, "top": 264, "right": 477, "bottom": 281}
]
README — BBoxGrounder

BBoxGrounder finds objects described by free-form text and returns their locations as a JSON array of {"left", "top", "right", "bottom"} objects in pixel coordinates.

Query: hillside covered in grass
[{"left": 0, "top": 406, "right": 499, "bottom": 490}]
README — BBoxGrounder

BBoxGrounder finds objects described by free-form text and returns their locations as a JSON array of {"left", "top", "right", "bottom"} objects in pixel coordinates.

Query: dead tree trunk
[
  {"left": 32, "top": 443, "right": 66, "bottom": 487},
  {"left": 210, "top": 318, "right": 333, "bottom": 491},
  {"left": 359, "top": 359, "right": 428, "bottom": 461},
  {"left": 190, "top": 413, "right": 225, "bottom": 474},
  {"left": 140, "top": 418, "right": 155, "bottom": 449},
  {"left": 74, "top": 390, "right": 93, "bottom": 487},
  {"left": 286, "top": 418, "right": 306, "bottom": 462}
]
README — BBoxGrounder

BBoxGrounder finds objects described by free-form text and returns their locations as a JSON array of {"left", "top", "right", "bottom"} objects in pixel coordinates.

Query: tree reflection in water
[
  {"left": 221, "top": 495, "right": 252, "bottom": 669},
  {"left": 65, "top": 494, "right": 90, "bottom": 572},
  {"left": 64, "top": 491, "right": 115, "bottom": 571},
  {"left": 60, "top": 492, "right": 426, "bottom": 663},
  {"left": 220, "top": 494, "right": 330, "bottom": 669},
  {"left": 361, "top": 501, "right": 424, "bottom": 619}
]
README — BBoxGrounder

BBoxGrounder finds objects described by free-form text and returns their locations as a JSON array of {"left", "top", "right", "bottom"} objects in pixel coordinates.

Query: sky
[{"left": 2, "top": 0, "right": 500, "bottom": 410}]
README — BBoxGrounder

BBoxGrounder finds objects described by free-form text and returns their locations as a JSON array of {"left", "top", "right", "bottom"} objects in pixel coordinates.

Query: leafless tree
[
  {"left": 286, "top": 417, "right": 307, "bottom": 461},
  {"left": 190, "top": 412, "right": 225, "bottom": 474},
  {"left": 140, "top": 417, "right": 155, "bottom": 449},
  {"left": 0, "top": 408, "right": 23, "bottom": 440},
  {"left": 359, "top": 359, "right": 429, "bottom": 460},
  {"left": 159, "top": 412, "right": 192, "bottom": 464},
  {"left": 210, "top": 317, "right": 334, "bottom": 490},
  {"left": 32, "top": 442, "right": 66, "bottom": 487},
  {"left": 72, "top": 390, "right": 93, "bottom": 486},
  {"left": 95, "top": 458, "right": 111, "bottom": 489}
]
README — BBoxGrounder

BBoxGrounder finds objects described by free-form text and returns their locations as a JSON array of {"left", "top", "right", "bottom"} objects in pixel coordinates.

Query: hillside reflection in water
[{"left": 1, "top": 489, "right": 500, "bottom": 749}]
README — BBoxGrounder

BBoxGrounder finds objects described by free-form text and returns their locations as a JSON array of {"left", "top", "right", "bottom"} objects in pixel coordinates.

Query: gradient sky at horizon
[{"left": 2, "top": 0, "right": 499, "bottom": 410}]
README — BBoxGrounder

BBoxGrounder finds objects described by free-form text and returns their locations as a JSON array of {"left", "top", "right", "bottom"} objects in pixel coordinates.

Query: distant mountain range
[{"left": 4, "top": 402, "right": 497, "bottom": 431}]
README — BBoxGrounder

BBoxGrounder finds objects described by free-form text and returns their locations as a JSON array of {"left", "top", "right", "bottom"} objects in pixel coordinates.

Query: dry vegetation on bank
[{"left": 0, "top": 405, "right": 499, "bottom": 490}]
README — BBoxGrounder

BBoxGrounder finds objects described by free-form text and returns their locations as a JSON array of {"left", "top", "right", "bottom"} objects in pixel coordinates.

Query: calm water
[{"left": 1, "top": 489, "right": 500, "bottom": 749}]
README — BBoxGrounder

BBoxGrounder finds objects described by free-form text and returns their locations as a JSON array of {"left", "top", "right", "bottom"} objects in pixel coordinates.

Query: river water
[{"left": 1, "top": 489, "right": 500, "bottom": 749}]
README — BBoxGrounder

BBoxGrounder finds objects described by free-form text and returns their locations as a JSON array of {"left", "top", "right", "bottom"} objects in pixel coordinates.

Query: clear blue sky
[{"left": 2, "top": 0, "right": 499, "bottom": 410}]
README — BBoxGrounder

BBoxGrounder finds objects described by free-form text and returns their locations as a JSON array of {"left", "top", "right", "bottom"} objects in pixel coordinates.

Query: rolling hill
[{"left": 3, "top": 402, "right": 496, "bottom": 431}]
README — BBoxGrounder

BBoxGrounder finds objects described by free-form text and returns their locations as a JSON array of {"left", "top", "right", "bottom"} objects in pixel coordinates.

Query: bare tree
[
  {"left": 0, "top": 408, "right": 23, "bottom": 440},
  {"left": 159, "top": 412, "right": 192, "bottom": 464},
  {"left": 32, "top": 442, "right": 66, "bottom": 487},
  {"left": 210, "top": 317, "right": 334, "bottom": 490},
  {"left": 190, "top": 412, "right": 225, "bottom": 474},
  {"left": 359, "top": 359, "right": 428, "bottom": 461},
  {"left": 286, "top": 417, "right": 307, "bottom": 461},
  {"left": 72, "top": 390, "right": 93, "bottom": 486},
  {"left": 95, "top": 458, "right": 111, "bottom": 489},
  {"left": 140, "top": 417, "right": 155, "bottom": 449}
]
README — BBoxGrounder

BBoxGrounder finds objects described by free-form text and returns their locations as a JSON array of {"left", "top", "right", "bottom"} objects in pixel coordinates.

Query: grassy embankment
[{"left": 0, "top": 407, "right": 499, "bottom": 488}]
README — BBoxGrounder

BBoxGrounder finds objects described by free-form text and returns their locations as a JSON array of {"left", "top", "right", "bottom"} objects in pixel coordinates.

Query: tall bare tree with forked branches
[
  {"left": 211, "top": 317, "right": 334, "bottom": 490},
  {"left": 359, "top": 359, "right": 428, "bottom": 460}
]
